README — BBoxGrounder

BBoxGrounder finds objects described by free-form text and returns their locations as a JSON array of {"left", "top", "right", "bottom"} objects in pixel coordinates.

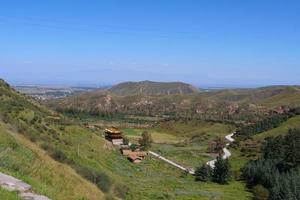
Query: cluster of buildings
[{"left": 104, "top": 127, "right": 148, "bottom": 163}]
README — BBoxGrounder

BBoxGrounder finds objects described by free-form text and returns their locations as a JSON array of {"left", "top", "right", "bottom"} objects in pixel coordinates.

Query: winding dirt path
[
  {"left": 148, "top": 132, "right": 235, "bottom": 174},
  {"left": 206, "top": 132, "right": 235, "bottom": 168}
]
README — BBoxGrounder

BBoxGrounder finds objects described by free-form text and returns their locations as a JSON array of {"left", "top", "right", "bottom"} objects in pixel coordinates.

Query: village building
[
  {"left": 120, "top": 145, "right": 148, "bottom": 163},
  {"left": 104, "top": 127, "right": 124, "bottom": 145},
  {"left": 127, "top": 154, "right": 142, "bottom": 163}
]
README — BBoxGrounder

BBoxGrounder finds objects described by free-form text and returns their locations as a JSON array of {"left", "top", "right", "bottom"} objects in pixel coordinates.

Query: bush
[
  {"left": 113, "top": 184, "right": 129, "bottom": 199},
  {"left": 51, "top": 149, "right": 68, "bottom": 162},
  {"left": 75, "top": 165, "right": 112, "bottom": 193},
  {"left": 253, "top": 185, "right": 269, "bottom": 200},
  {"left": 130, "top": 144, "right": 138, "bottom": 151}
]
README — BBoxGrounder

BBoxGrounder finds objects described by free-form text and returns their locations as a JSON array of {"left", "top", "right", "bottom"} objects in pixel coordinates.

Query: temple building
[{"left": 104, "top": 127, "right": 124, "bottom": 145}]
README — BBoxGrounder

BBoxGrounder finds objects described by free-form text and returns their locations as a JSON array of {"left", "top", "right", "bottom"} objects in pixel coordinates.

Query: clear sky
[{"left": 0, "top": 0, "right": 299, "bottom": 87}]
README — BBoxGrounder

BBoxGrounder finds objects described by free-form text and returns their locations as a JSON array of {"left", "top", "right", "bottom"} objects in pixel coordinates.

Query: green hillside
[
  {"left": 0, "top": 79, "right": 253, "bottom": 199},
  {"left": 254, "top": 115, "right": 300, "bottom": 140}
]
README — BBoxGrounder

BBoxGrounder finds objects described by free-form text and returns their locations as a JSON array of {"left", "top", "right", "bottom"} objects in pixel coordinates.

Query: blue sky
[{"left": 0, "top": 0, "right": 299, "bottom": 87}]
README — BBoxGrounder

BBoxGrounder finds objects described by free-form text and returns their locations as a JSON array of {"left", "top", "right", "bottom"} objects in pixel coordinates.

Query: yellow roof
[{"left": 105, "top": 127, "right": 122, "bottom": 134}]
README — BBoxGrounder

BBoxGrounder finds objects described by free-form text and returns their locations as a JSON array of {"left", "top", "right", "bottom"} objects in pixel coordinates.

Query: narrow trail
[
  {"left": 149, "top": 132, "right": 235, "bottom": 174},
  {"left": 0, "top": 172, "right": 51, "bottom": 200},
  {"left": 148, "top": 151, "right": 195, "bottom": 174},
  {"left": 206, "top": 132, "right": 235, "bottom": 168}
]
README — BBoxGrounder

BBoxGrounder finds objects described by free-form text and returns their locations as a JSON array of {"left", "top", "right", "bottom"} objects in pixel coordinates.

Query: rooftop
[{"left": 105, "top": 127, "right": 122, "bottom": 134}]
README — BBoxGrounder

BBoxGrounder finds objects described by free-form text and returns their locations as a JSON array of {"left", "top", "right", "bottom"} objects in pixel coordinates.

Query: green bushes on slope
[{"left": 242, "top": 129, "right": 300, "bottom": 200}]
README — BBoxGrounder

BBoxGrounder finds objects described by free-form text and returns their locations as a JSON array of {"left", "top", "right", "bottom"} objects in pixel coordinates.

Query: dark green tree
[
  {"left": 195, "top": 164, "right": 212, "bottom": 182},
  {"left": 212, "top": 156, "right": 231, "bottom": 184}
]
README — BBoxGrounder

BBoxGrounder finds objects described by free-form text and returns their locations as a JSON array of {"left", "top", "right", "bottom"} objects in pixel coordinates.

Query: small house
[{"left": 127, "top": 154, "right": 142, "bottom": 163}]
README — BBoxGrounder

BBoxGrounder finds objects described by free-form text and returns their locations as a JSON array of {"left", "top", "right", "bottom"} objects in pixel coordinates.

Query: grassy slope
[
  {"left": 261, "top": 88, "right": 300, "bottom": 108},
  {"left": 0, "top": 123, "right": 104, "bottom": 200}
]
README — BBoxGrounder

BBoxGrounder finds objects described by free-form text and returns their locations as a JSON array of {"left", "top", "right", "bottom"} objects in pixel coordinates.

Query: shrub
[
  {"left": 253, "top": 184, "right": 269, "bottom": 200},
  {"left": 75, "top": 165, "right": 112, "bottom": 193},
  {"left": 51, "top": 149, "right": 68, "bottom": 162},
  {"left": 129, "top": 144, "right": 138, "bottom": 151},
  {"left": 113, "top": 184, "right": 129, "bottom": 199}
]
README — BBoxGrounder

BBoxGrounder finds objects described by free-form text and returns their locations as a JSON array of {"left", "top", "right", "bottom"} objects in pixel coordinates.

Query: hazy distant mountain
[
  {"left": 45, "top": 83, "right": 300, "bottom": 123},
  {"left": 108, "top": 81, "right": 199, "bottom": 95}
]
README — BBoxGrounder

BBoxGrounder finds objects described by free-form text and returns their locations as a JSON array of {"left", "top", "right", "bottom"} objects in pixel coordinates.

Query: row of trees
[
  {"left": 195, "top": 156, "right": 231, "bottom": 184},
  {"left": 242, "top": 129, "right": 300, "bottom": 200},
  {"left": 236, "top": 109, "right": 300, "bottom": 139}
]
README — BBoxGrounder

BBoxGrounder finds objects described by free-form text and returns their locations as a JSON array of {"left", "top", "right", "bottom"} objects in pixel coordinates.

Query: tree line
[{"left": 236, "top": 108, "right": 300, "bottom": 139}]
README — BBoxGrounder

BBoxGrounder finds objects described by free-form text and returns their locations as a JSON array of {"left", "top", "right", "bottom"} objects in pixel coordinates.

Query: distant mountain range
[
  {"left": 108, "top": 81, "right": 199, "bottom": 95},
  {"left": 44, "top": 80, "right": 300, "bottom": 122}
]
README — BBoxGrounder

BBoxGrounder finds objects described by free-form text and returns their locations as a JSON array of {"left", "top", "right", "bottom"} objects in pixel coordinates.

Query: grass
[
  {"left": 0, "top": 117, "right": 252, "bottom": 200},
  {"left": 262, "top": 90, "right": 300, "bottom": 108},
  {"left": 117, "top": 155, "right": 252, "bottom": 200},
  {"left": 148, "top": 121, "right": 234, "bottom": 168},
  {"left": 123, "top": 128, "right": 182, "bottom": 143},
  {"left": 122, "top": 121, "right": 234, "bottom": 168},
  {"left": 0, "top": 188, "right": 21, "bottom": 200},
  {"left": 55, "top": 125, "right": 252, "bottom": 200}
]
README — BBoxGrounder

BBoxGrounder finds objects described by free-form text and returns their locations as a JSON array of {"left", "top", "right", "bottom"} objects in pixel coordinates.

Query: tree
[
  {"left": 195, "top": 164, "right": 212, "bottom": 182},
  {"left": 212, "top": 156, "right": 231, "bottom": 184},
  {"left": 123, "top": 136, "right": 129, "bottom": 145},
  {"left": 139, "top": 131, "right": 153, "bottom": 150}
]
